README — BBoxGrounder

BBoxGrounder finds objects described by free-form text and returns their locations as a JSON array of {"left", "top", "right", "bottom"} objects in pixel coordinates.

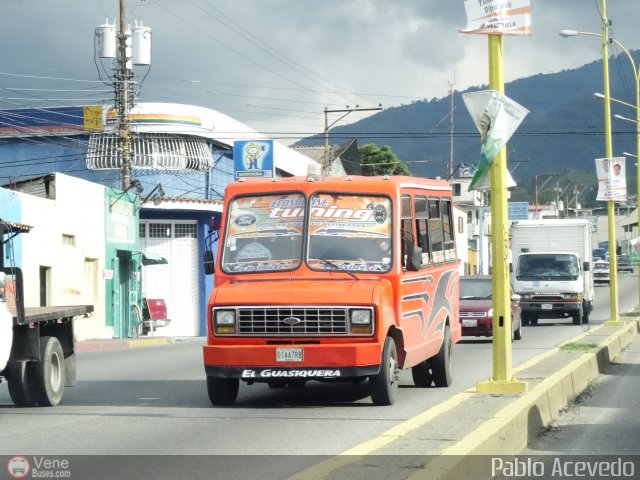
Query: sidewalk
[
  {"left": 76, "top": 335, "right": 203, "bottom": 352},
  {"left": 290, "top": 314, "right": 640, "bottom": 480}
]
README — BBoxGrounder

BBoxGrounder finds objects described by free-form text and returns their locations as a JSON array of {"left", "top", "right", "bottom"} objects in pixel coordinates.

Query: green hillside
[{"left": 298, "top": 53, "right": 640, "bottom": 208}]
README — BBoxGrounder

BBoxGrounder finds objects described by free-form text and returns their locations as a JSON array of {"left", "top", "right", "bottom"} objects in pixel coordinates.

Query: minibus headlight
[
  {"left": 350, "top": 309, "right": 373, "bottom": 334},
  {"left": 350, "top": 309, "right": 371, "bottom": 325},
  {"left": 214, "top": 309, "right": 236, "bottom": 334}
]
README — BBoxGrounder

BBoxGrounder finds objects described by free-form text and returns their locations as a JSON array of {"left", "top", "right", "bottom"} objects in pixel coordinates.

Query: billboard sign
[{"left": 234, "top": 140, "right": 274, "bottom": 179}]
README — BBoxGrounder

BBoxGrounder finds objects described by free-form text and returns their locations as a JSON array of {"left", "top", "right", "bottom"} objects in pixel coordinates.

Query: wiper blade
[{"left": 320, "top": 260, "right": 359, "bottom": 280}]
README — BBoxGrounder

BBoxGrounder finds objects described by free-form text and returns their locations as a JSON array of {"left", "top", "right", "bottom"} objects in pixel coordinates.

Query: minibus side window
[
  {"left": 428, "top": 198, "right": 444, "bottom": 264},
  {"left": 414, "top": 195, "right": 431, "bottom": 266},
  {"left": 441, "top": 198, "right": 456, "bottom": 262},
  {"left": 401, "top": 195, "right": 413, "bottom": 270}
]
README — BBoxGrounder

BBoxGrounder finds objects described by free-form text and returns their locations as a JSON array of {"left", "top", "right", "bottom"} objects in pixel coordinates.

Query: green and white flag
[{"left": 462, "top": 90, "right": 529, "bottom": 191}]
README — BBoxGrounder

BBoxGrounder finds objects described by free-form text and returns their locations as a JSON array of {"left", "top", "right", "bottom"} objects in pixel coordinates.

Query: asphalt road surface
[{"left": 1, "top": 272, "right": 638, "bottom": 479}]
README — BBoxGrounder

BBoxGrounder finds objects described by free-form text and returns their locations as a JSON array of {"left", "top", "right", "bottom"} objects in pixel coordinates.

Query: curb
[
  {"left": 428, "top": 319, "right": 640, "bottom": 480},
  {"left": 76, "top": 336, "right": 173, "bottom": 352},
  {"left": 288, "top": 319, "right": 640, "bottom": 480}
]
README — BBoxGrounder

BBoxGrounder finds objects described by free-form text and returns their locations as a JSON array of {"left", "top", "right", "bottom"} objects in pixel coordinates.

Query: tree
[{"left": 359, "top": 144, "right": 411, "bottom": 176}]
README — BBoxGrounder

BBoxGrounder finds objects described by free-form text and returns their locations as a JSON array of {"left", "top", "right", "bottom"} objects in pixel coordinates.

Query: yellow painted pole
[
  {"left": 636, "top": 72, "right": 640, "bottom": 309},
  {"left": 601, "top": 0, "right": 623, "bottom": 326},
  {"left": 476, "top": 34, "right": 527, "bottom": 394}
]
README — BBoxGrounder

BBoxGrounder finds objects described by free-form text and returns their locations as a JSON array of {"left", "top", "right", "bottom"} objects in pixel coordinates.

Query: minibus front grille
[{"left": 237, "top": 307, "right": 349, "bottom": 335}]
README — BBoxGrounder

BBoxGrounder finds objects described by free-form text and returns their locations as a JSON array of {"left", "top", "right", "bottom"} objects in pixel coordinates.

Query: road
[
  {"left": 524, "top": 332, "right": 640, "bottom": 456},
  {"left": 0, "top": 273, "right": 637, "bottom": 477}
]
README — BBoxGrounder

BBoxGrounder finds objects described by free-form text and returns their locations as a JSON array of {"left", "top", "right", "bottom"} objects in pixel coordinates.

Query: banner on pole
[
  {"left": 462, "top": 90, "right": 529, "bottom": 191},
  {"left": 460, "top": 0, "right": 532, "bottom": 36},
  {"left": 595, "top": 157, "right": 627, "bottom": 201}
]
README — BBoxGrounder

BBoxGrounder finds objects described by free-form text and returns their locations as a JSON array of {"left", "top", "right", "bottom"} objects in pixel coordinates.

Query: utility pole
[
  {"left": 448, "top": 80, "right": 455, "bottom": 179},
  {"left": 323, "top": 105, "right": 382, "bottom": 176},
  {"left": 96, "top": 2, "right": 151, "bottom": 190},
  {"left": 117, "top": 0, "right": 132, "bottom": 190}
]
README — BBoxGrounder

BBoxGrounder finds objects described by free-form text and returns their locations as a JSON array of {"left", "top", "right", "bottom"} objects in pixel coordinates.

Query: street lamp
[
  {"left": 595, "top": 45, "right": 640, "bottom": 308},
  {"left": 560, "top": 0, "right": 623, "bottom": 325}
]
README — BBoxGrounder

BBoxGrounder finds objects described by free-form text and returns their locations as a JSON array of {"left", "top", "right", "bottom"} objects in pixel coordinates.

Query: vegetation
[
  {"left": 359, "top": 144, "right": 411, "bottom": 176},
  {"left": 559, "top": 342, "right": 599, "bottom": 352}
]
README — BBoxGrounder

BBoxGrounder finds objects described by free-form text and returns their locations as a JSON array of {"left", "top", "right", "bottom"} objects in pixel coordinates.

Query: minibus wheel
[
  {"left": 369, "top": 337, "right": 399, "bottom": 405},
  {"left": 207, "top": 376, "right": 239, "bottom": 406},
  {"left": 411, "top": 360, "right": 433, "bottom": 388},
  {"left": 431, "top": 326, "right": 452, "bottom": 387}
]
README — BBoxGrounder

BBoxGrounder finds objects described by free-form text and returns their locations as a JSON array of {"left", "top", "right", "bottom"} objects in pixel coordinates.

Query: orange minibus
[{"left": 203, "top": 174, "right": 460, "bottom": 406}]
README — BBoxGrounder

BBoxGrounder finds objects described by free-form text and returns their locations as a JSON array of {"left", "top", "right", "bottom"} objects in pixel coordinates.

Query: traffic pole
[{"left": 476, "top": 34, "right": 527, "bottom": 394}]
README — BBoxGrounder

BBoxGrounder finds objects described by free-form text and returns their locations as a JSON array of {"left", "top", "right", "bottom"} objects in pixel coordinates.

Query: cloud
[{"left": 0, "top": 0, "right": 639, "bottom": 144}]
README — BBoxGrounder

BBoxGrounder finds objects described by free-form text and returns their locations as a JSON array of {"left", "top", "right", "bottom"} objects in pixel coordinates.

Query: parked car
[
  {"left": 459, "top": 275, "right": 522, "bottom": 340},
  {"left": 593, "top": 260, "right": 610, "bottom": 285},
  {"left": 617, "top": 255, "right": 633, "bottom": 273}
]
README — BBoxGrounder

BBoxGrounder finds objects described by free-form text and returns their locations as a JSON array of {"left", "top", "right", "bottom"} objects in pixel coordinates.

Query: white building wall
[{"left": 19, "top": 174, "right": 107, "bottom": 341}]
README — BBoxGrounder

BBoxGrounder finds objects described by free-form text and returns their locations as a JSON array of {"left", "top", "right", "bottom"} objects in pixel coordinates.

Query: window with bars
[
  {"left": 148, "top": 223, "right": 172, "bottom": 238},
  {"left": 175, "top": 224, "right": 197, "bottom": 238},
  {"left": 87, "top": 133, "right": 213, "bottom": 171}
]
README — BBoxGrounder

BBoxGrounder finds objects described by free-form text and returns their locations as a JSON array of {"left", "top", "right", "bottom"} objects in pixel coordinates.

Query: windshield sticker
[
  {"left": 309, "top": 195, "right": 391, "bottom": 238},
  {"left": 223, "top": 193, "right": 304, "bottom": 273},
  {"left": 307, "top": 194, "right": 392, "bottom": 272}
]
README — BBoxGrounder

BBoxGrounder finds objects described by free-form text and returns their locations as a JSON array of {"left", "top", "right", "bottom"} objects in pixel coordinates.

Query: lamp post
[
  {"left": 560, "top": 1, "right": 622, "bottom": 325},
  {"left": 593, "top": 45, "right": 640, "bottom": 309}
]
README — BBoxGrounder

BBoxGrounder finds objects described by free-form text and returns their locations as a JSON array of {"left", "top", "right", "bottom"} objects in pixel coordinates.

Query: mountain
[{"left": 297, "top": 52, "right": 640, "bottom": 205}]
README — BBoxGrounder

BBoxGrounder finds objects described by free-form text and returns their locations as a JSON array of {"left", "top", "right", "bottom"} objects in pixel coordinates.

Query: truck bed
[{"left": 14, "top": 305, "right": 93, "bottom": 324}]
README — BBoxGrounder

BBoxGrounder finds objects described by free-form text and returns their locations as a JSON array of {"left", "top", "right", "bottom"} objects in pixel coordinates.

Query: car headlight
[
  {"left": 487, "top": 308, "right": 493, "bottom": 317},
  {"left": 214, "top": 309, "right": 236, "bottom": 334},
  {"left": 350, "top": 309, "right": 373, "bottom": 334}
]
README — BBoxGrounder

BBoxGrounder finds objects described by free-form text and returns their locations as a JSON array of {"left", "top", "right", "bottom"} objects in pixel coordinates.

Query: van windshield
[
  {"left": 307, "top": 193, "right": 392, "bottom": 273},
  {"left": 221, "top": 193, "right": 304, "bottom": 273},
  {"left": 516, "top": 253, "right": 579, "bottom": 281}
]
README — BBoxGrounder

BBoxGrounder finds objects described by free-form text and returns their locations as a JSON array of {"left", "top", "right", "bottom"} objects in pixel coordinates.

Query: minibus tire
[
  {"left": 369, "top": 337, "right": 399, "bottom": 405},
  {"left": 431, "top": 326, "right": 452, "bottom": 387},
  {"left": 207, "top": 376, "right": 239, "bottom": 406},
  {"left": 411, "top": 360, "right": 432, "bottom": 388}
]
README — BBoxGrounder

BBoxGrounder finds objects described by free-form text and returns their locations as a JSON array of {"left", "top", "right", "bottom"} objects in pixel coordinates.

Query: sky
[{"left": 1, "top": 0, "right": 639, "bottom": 146}]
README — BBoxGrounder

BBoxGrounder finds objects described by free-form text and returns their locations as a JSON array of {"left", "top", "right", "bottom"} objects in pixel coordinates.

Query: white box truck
[{"left": 510, "top": 219, "right": 593, "bottom": 326}]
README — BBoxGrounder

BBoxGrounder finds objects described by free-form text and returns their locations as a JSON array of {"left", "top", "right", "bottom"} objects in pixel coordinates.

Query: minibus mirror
[
  {"left": 204, "top": 250, "right": 215, "bottom": 275},
  {"left": 408, "top": 246, "right": 422, "bottom": 271}
]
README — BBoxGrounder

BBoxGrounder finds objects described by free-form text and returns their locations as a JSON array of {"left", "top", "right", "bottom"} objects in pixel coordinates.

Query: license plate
[
  {"left": 541, "top": 304, "right": 553, "bottom": 310},
  {"left": 276, "top": 348, "right": 303, "bottom": 362},
  {"left": 462, "top": 319, "right": 477, "bottom": 327}
]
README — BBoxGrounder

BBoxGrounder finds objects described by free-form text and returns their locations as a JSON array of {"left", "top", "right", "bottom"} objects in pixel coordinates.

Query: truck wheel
[
  {"left": 431, "top": 325, "right": 452, "bottom": 387},
  {"left": 6, "top": 361, "right": 36, "bottom": 408},
  {"left": 31, "top": 336, "right": 65, "bottom": 407},
  {"left": 207, "top": 376, "right": 239, "bottom": 406},
  {"left": 370, "top": 337, "right": 399, "bottom": 405},
  {"left": 582, "top": 302, "right": 590, "bottom": 324},
  {"left": 572, "top": 311, "right": 582, "bottom": 326}
]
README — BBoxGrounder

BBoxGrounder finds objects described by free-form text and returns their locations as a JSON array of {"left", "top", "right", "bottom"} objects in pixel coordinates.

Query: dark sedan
[{"left": 459, "top": 275, "right": 522, "bottom": 340}]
